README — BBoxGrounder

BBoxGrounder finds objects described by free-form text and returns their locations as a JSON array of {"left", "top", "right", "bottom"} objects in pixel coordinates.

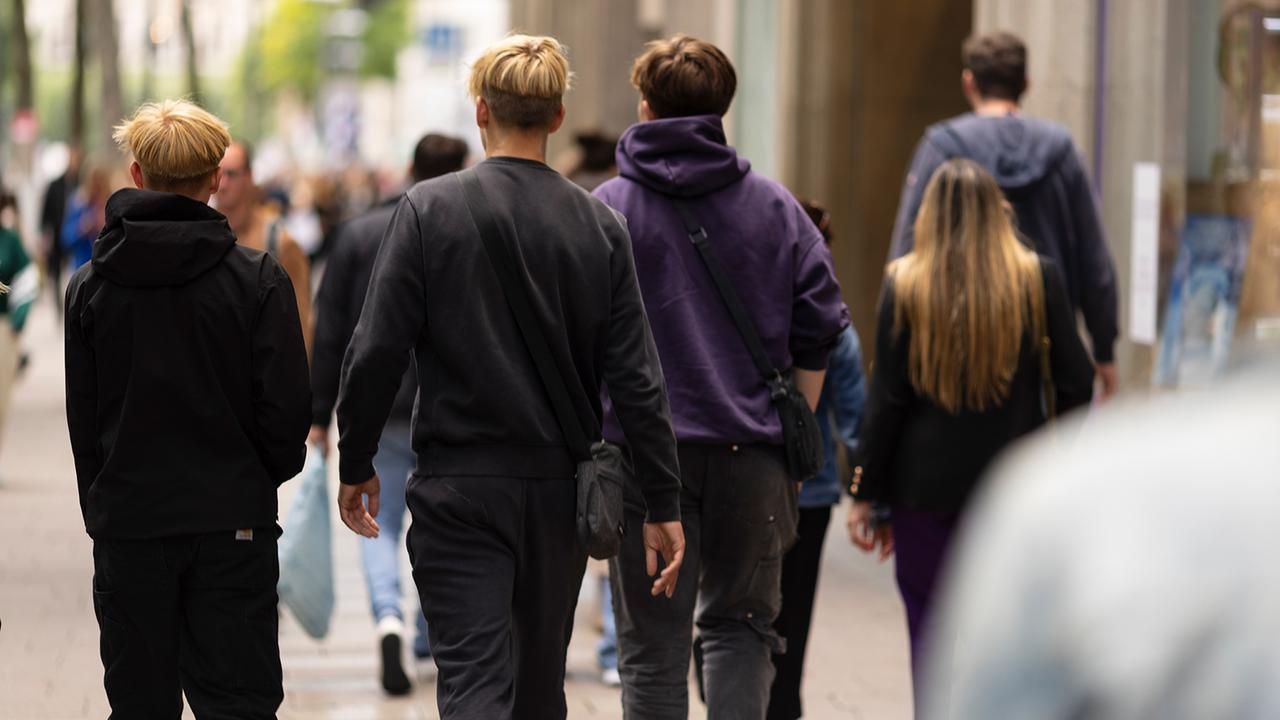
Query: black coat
[
  {"left": 311, "top": 201, "right": 416, "bottom": 429},
  {"left": 65, "top": 189, "right": 311, "bottom": 539},
  {"left": 855, "top": 258, "right": 1094, "bottom": 512}
]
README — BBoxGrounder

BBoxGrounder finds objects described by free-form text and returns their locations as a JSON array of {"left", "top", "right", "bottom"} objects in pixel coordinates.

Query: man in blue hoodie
[
  {"left": 594, "top": 35, "right": 848, "bottom": 719},
  {"left": 890, "top": 31, "right": 1118, "bottom": 397}
]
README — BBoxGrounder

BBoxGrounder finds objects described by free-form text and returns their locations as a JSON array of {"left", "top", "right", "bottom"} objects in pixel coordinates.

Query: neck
[
  {"left": 484, "top": 128, "right": 549, "bottom": 164},
  {"left": 973, "top": 97, "right": 1020, "bottom": 116}
]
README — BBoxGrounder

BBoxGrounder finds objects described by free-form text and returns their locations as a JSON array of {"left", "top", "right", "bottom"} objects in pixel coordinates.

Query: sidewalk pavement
[{"left": 0, "top": 301, "right": 911, "bottom": 719}]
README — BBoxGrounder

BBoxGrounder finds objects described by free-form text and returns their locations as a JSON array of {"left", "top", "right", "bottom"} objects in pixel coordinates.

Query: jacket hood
[
  {"left": 616, "top": 115, "right": 750, "bottom": 198},
  {"left": 928, "top": 113, "right": 1075, "bottom": 190},
  {"left": 92, "top": 188, "right": 236, "bottom": 287}
]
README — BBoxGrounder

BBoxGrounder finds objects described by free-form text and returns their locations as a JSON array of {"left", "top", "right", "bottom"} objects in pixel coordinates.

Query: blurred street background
[{"left": 2, "top": 0, "right": 1279, "bottom": 718}]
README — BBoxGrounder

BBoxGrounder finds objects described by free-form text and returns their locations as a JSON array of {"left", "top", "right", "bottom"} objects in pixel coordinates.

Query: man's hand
[
  {"left": 847, "top": 500, "right": 893, "bottom": 562},
  {"left": 1097, "top": 362, "right": 1118, "bottom": 401},
  {"left": 308, "top": 425, "right": 330, "bottom": 457},
  {"left": 643, "top": 521, "right": 685, "bottom": 598},
  {"left": 338, "top": 475, "right": 381, "bottom": 538}
]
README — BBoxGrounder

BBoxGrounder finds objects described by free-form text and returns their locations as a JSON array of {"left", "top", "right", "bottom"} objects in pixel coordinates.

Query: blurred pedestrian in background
[
  {"left": 849, "top": 158, "right": 1095, "bottom": 712},
  {"left": 335, "top": 35, "right": 685, "bottom": 719},
  {"left": 39, "top": 145, "right": 79, "bottom": 312},
  {"left": 65, "top": 99, "right": 311, "bottom": 718},
  {"left": 0, "top": 191, "right": 34, "bottom": 460},
  {"left": 768, "top": 199, "right": 865, "bottom": 720},
  {"left": 311, "top": 131, "right": 468, "bottom": 696},
  {"left": 217, "top": 141, "right": 313, "bottom": 354},
  {"left": 594, "top": 35, "right": 848, "bottom": 719},
  {"left": 924, "top": 353, "right": 1280, "bottom": 719},
  {"left": 565, "top": 130, "right": 619, "bottom": 192},
  {"left": 61, "top": 162, "right": 112, "bottom": 272},
  {"left": 889, "top": 31, "right": 1119, "bottom": 399}
]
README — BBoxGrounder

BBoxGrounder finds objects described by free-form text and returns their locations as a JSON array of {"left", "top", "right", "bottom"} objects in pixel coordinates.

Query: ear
[
  {"left": 638, "top": 99, "right": 657, "bottom": 122},
  {"left": 547, "top": 104, "right": 567, "bottom": 135},
  {"left": 475, "top": 96, "right": 490, "bottom": 130},
  {"left": 129, "top": 161, "right": 146, "bottom": 190},
  {"left": 209, "top": 167, "right": 224, "bottom": 196},
  {"left": 961, "top": 69, "right": 979, "bottom": 99}
]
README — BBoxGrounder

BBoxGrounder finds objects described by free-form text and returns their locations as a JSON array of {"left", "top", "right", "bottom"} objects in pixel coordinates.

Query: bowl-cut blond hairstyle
[
  {"left": 468, "top": 34, "right": 572, "bottom": 129},
  {"left": 113, "top": 99, "right": 231, "bottom": 191}
]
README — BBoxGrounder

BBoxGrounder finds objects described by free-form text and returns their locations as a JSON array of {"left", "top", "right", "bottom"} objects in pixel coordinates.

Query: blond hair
[
  {"left": 467, "top": 34, "right": 572, "bottom": 128},
  {"left": 889, "top": 158, "right": 1045, "bottom": 413},
  {"left": 112, "top": 99, "right": 231, "bottom": 189}
]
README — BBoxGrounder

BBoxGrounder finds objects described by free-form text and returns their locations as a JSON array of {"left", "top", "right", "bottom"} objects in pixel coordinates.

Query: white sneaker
[{"left": 601, "top": 668, "right": 621, "bottom": 687}]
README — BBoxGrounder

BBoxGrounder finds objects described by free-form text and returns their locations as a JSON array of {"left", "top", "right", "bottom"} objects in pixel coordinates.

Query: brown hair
[
  {"left": 962, "top": 32, "right": 1028, "bottom": 102},
  {"left": 630, "top": 35, "right": 736, "bottom": 118},
  {"left": 468, "top": 34, "right": 572, "bottom": 129},
  {"left": 889, "top": 159, "right": 1044, "bottom": 413}
]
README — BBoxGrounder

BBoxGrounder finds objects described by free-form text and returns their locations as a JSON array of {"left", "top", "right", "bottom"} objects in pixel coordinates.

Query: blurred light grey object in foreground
[{"left": 925, "top": 355, "right": 1280, "bottom": 719}]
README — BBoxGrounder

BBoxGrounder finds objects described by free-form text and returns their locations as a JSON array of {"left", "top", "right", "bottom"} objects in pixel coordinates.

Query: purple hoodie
[{"left": 595, "top": 115, "right": 848, "bottom": 445}]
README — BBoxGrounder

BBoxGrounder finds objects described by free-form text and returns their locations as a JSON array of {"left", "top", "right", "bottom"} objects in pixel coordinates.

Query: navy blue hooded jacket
[{"left": 889, "top": 112, "right": 1118, "bottom": 363}]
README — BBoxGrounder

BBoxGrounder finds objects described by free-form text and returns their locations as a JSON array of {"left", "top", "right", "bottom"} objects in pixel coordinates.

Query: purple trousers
[{"left": 893, "top": 506, "right": 960, "bottom": 711}]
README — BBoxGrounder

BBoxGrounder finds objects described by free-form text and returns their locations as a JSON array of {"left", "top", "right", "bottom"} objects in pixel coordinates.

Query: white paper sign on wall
[{"left": 1129, "top": 162, "right": 1161, "bottom": 345}]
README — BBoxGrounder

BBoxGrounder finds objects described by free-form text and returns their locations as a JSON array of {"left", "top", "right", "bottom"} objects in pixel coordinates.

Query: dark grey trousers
[
  {"left": 406, "top": 474, "right": 588, "bottom": 720},
  {"left": 610, "top": 444, "right": 798, "bottom": 720}
]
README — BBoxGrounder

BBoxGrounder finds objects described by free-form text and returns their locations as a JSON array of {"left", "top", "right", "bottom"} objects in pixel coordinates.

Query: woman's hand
[{"left": 847, "top": 500, "right": 894, "bottom": 562}]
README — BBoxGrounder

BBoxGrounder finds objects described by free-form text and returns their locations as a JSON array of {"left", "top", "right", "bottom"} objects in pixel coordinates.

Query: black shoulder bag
[
  {"left": 671, "top": 200, "right": 825, "bottom": 482},
  {"left": 456, "top": 169, "right": 628, "bottom": 560}
]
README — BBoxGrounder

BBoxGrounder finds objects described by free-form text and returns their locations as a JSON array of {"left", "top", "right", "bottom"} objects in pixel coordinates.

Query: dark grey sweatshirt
[{"left": 336, "top": 157, "right": 682, "bottom": 522}]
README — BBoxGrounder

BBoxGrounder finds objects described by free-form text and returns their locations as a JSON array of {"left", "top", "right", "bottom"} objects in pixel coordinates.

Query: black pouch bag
[
  {"left": 672, "top": 200, "right": 825, "bottom": 482},
  {"left": 457, "top": 170, "right": 625, "bottom": 559}
]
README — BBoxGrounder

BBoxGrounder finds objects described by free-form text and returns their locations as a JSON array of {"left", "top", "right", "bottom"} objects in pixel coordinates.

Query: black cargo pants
[{"left": 91, "top": 528, "right": 283, "bottom": 720}]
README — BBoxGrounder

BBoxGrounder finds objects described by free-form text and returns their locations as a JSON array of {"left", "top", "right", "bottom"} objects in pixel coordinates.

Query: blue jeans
[
  {"left": 365, "top": 421, "right": 429, "bottom": 657},
  {"left": 598, "top": 574, "right": 618, "bottom": 671}
]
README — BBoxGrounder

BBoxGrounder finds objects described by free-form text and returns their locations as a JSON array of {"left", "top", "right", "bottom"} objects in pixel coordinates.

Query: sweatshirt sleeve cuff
[
  {"left": 1093, "top": 342, "right": 1115, "bottom": 364},
  {"left": 339, "top": 456, "right": 376, "bottom": 486},
  {"left": 642, "top": 488, "right": 681, "bottom": 524}
]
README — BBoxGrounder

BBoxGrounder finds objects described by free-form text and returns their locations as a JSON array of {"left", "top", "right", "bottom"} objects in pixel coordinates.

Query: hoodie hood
[
  {"left": 93, "top": 188, "right": 236, "bottom": 287},
  {"left": 928, "top": 113, "right": 1075, "bottom": 190},
  {"left": 616, "top": 115, "right": 750, "bottom": 198}
]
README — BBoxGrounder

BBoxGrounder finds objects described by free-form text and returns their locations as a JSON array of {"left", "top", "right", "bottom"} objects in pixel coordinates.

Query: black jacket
[
  {"left": 890, "top": 113, "right": 1119, "bottom": 363},
  {"left": 855, "top": 258, "right": 1094, "bottom": 512},
  {"left": 336, "top": 157, "right": 682, "bottom": 522},
  {"left": 65, "top": 189, "right": 311, "bottom": 539},
  {"left": 312, "top": 201, "right": 416, "bottom": 429}
]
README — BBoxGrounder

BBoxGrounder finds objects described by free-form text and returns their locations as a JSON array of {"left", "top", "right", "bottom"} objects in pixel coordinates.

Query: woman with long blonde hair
[{"left": 847, "top": 158, "right": 1095, "bottom": 706}]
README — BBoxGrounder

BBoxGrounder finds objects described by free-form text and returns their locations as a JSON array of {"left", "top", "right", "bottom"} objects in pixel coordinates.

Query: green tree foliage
[
  {"left": 257, "top": 0, "right": 331, "bottom": 100},
  {"left": 251, "top": 0, "right": 409, "bottom": 102},
  {"left": 361, "top": 0, "right": 410, "bottom": 79}
]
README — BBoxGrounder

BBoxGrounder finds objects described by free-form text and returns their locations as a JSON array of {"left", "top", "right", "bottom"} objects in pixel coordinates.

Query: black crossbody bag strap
[
  {"left": 456, "top": 169, "right": 593, "bottom": 461},
  {"left": 670, "top": 200, "right": 783, "bottom": 385}
]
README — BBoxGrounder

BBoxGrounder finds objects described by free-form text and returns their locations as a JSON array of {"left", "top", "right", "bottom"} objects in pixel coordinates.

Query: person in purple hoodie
[{"left": 593, "top": 35, "right": 849, "bottom": 719}]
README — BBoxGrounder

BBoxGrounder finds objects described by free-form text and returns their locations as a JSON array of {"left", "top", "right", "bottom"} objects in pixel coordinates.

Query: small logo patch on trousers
[{"left": 235, "top": 529, "right": 254, "bottom": 541}]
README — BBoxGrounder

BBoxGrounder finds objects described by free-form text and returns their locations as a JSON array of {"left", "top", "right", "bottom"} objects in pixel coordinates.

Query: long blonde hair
[{"left": 890, "top": 158, "right": 1044, "bottom": 413}]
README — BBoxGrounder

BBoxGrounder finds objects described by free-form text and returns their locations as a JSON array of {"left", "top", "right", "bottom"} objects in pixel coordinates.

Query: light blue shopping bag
[{"left": 277, "top": 446, "right": 334, "bottom": 639}]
